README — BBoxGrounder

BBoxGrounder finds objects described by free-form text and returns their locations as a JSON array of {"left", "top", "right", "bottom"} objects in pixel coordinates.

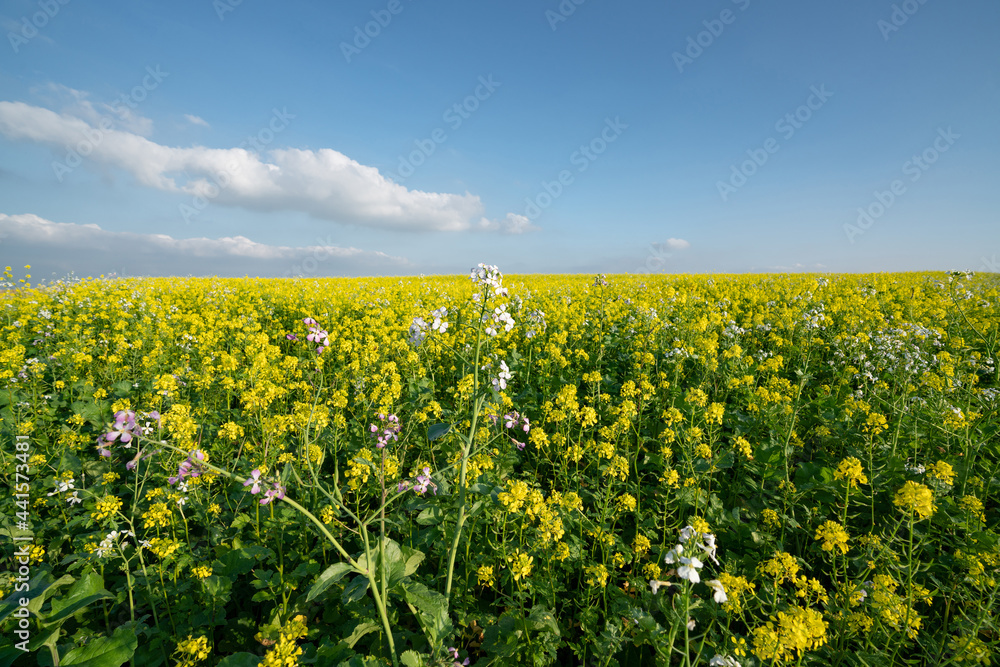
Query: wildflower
[
  {"left": 508, "top": 550, "right": 533, "bottom": 581},
  {"left": 491, "top": 360, "right": 512, "bottom": 391},
  {"left": 834, "top": 457, "right": 868, "bottom": 488},
  {"left": 709, "top": 656, "right": 740, "bottom": 667},
  {"left": 927, "top": 460, "right": 956, "bottom": 486},
  {"left": 585, "top": 563, "right": 609, "bottom": 588},
  {"left": 649, "top": 579, "right": 673, "bottom": 594},
  {"left": 477, "top": 565, "right": 495, "bottom": 588},
  {"left": 706, "top": 579, "right": 728, "bottom": 603},
  {"left": 169, "top": 449, "right": 207, "bottom": 485},
  {"left": 91, "top": 496, "right": 123, "bottom": 522},
  {"left": 398, "top": 467, "right": 437, "bottom": 495},
  {"left": 815, "top": 520, "right": 850, "bottom": 555},
  {"left": 260, "top": 482, "right": 286, "bottom": 505},
  {"left": 173, "top": 636, "right": 211, "bottom": 667},
  {"left": 303, "top": 317, "right": 329, "bottom": 353},
  {"left": 192, "top": 565, "right": 213, "bottom": 579},
  {"left": 243, "top": 469, "right": 263, "bottom": 495},
  {"left": 894, "top": 480, "right": 935, "bottom": 519},
  {"left": 369, "top": 413, "right": 401, "bottom": 448},
  {"left": 447, "top": 647, "right": 470, "bottom": 667}
]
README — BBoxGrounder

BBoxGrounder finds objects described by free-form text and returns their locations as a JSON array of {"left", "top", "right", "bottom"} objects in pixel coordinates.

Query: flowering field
[{"left": 1, "top": 265, "right": 998, "bottom": 667}]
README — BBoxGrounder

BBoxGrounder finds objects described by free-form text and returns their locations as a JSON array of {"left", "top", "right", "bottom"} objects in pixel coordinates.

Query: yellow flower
[
  {"left": 834, "top": 457, "right": 868, "bottom": 488},
  {"left": 633, "top": 534, "right": 651, "bottom": 557},
  {"left": 585, "top": 563, "right": 609, "bottom": 587},
  {"left": 508, "top": 550, "right": 534, "bottom": 581},
  {"left": 814, "top": 521, "right": 850, "bottom": 555},
  {"left": 927, "top": 460, "right": 956, "bottom": 486},
  {"left": 477, "top": 565, "right": 495, "bottom": 588},
  {"left": 91, "top": 496, "right": 123, "bottom": 522},
  {"left": 174, "top": 636, "right": 211, "bottom": 667},
  {"left": 894, "top": 481, "right": 935, "bottom": 519},
  {"left": 615, "top": 493, "right": 637, "bottom": 513},
  {"left": 759, "top": 551, "right": 800, "bottom": 585},
  {"left": 751, "top": 606, "right": 827, "bottom": 664},
  {"left": 192, "top": 565, "right": 213, "bottom": 579}
]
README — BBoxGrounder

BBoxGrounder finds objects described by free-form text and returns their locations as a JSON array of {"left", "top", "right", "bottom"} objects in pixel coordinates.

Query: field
[{"left": 0, "top": 265, "right": 998, "bottom": 667}]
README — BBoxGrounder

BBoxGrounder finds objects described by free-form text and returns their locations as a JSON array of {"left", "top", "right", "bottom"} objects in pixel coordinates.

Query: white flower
[
  {"left": 491, "top": 360, "right": 512, "bottom": 391},
  {"left": 677, "top": 556, "right": 703, "bottom": 584},
  {"left": 686, "top": 618, "right": 696, "bottom": 631},
  {"left": 66, "top": 491, "right": 83, "bottom": 506},
  {"left": 709, "top": 655, "right": 740, "bottom": 667},
  {"left": 679, "top": 525, "right": 697, "bottom": 543},
  {"left": 47, "top": 478, "right": 75, "bottom": 496},
  {"left": 698, "top": 532, "right": 720, "bottom": 565},
  {"left": 664, "top": 544, "right": 684, "bottom": 564},
  {"left": 706, "top": 579, "right": 728, "bottom": 603}
]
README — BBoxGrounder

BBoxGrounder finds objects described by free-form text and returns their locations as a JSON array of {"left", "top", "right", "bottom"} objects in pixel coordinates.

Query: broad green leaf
[
  {"left": 427, "top": 423, "right": 452, "bottom": 441},
  {"left": 400, "top": 546, "right": 425, "bottom": 577},
  {"left": 43, "top": 570, "right": 111, "bottom": 627},
  {"left": 60, "top": 624, "right": 137, "bottom": 667},
  {"left": 341, "top": 575, "right": 370, "bottom": 605},
  {"left": 307, "top": 562, "right": 354, "bottom": 602},
  {"left": 343, "top": 621, "right": 380, "bottom": 649},
  {"left": 401, "top": 581, "right": 452, "bottom": 647},
  {"left": 415, "top": 507, "right": 442, "bottom": 526},
  {"left": 217, "top": 653, "right": 262, "bottom": 667},
  {"left": 400, "top": 650, "right": 424, "bottom": 667}
]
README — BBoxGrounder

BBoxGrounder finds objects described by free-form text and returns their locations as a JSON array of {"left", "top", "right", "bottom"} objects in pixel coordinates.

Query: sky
[{"left": 0, "top": 0, "right": 998, "bottom": 281}]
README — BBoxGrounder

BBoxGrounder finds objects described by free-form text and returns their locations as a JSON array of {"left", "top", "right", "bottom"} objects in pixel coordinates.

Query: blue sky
[{"left": 1, "top": 0, "right": 998, "bottom": 280}]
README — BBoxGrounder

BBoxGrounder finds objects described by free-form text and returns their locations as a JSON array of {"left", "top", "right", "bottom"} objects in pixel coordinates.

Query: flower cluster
[
  {"left": 489, "top": 360, "right": 512, "bottom": 391},
  {"left": 369, "top": 413, "right": 401, "bottom": 448},
  {"left": 243, "top": 469, "right": 287, "bottom": 505},
  {"left": 397, "top": 467, "right": 437, "bottom": 495},
  {"left": 168, "top": 449, "right": 208, "bottom": 486},
  {"left": 652, "top": 525, "right": 725, "bottom": 601},
  {"left": 485, "top": 304, "right": 515, "bottom": 337},
  {"left": 409, "top": 307, "right": 448, "bottom": 346},
  {"left": 470, "top": 263, "right": 507, "bottom": 298},
  {"left": 98, "top": 409, "right": 160, "bottom": 457},
  {"left": 491, "top": 410, "right": 530, "bottom": 449}
]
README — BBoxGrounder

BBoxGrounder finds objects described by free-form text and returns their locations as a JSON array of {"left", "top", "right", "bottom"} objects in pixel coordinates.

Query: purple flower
[
  {"left": 286, "top": 333, "right": 299, "bottom": 341},
  {"left": 370, "top": 413, "right": 401, "bottom": 449},
  {"left": 243, "top": 469, "right": 263, "bottom": 494},
  {"left": 260, "top": 482, "right": 286, "bottom": 505}
]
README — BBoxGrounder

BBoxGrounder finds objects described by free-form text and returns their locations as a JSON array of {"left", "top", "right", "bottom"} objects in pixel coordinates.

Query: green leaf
[
  {"left": 42, "top": 570, "right": 112, "bottom": 628},
  {"left": 60, "top": 624, "right": 137, "bottom": 667},
  {"left": 217, "top": 653, "right": 262, "bottom": 667},
  {"left": 427, "top": 423, "right": 452, "bottom": 441},
  {"left": 342, "top": 621, "right": 380, "bottom": 649},
  {"left": 401, "top": 581, "right": 452, "bottom": 648},
  {"left": 0, "top": 569, "right": 74, "bottom": 623},
  {"left": 400, "top": 546, "right": 425, "bottom": 577},
  {"left": 400, "top": 650, "right": 424, "bottom": 667},
  {"left": 415, "top": 507, "right": 443, "bottom": 526},
  {"left": 342, "top": 575, "right": 370, "bottom": 605},
  {"left": 307, "top": 562, "right": 354, "bottom": 602}
]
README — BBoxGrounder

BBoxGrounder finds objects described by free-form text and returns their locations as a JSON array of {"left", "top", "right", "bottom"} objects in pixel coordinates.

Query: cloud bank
[
  {"left": 0, "top": 213, "right": 408, "bottom": 278},
  {"left": 0, "top": 98, "right": 531, "bottom": 234}
]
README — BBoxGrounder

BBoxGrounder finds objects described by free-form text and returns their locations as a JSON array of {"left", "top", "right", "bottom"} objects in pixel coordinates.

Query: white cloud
[
  {"left": 477, "top": 213, "right": 538, "bottom": 234},
  {"left": 28, "top": 83, "right": 154, "bottom": 136},
  {"left": 0, "top": 99, "right": 527, "bottom": 234},
  {"left": 184, "top": 114, "right": 209, "bottom": 127},
  {"left": 661, "top": 238, "right": 691, "bottom": 251},
  {"left": 0, "top": 213, "right": 408, "bottom": 278}
]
